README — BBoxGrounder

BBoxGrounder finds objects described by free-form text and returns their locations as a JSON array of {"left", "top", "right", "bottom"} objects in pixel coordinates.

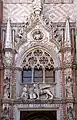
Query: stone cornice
[
  {"left": 2, "top": 98, "right": 77, "bottom": 105},
  {"left": 1, "top": 22, "right": 76, "bottom": 28}
]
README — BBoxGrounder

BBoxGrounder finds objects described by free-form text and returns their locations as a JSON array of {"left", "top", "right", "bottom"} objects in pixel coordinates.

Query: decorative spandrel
[{"left": 21, "top": 83, "right": 54, "bottom": 100}]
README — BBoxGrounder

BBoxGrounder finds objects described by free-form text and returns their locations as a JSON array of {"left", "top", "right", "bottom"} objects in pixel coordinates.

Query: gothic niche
[
  {"left": 32, "top": 29, "right": 44, "bottom": 40},
  {"left": 21, "top": 48, "right": 55, "bottom": 100},
  {"left": 4, "top": 77, "right": 10, "bottom": 99},
  {"left": 65, "top": 76, "right": 73, "bottom": 98},
  {"left": 2, "top": 105, "right": 9, "bottom": 120},
  {"left": 67, "top": 106, "right": 74, "bottom": 120}
]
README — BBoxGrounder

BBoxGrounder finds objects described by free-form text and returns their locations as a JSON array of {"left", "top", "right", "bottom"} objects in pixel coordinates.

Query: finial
[
  {"left": 5, "top": 17, "right": 12, "bottom": 48},
  {"left": 32, "top": 0, "right": 43, "bottom": 16},
  {"left": 64, "top": 16, "right": 71, "bottom": 47}
]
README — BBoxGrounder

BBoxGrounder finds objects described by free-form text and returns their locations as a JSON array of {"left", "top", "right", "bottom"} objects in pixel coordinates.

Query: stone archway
[{"left": 20, "top": 111, "right": 57, "bottom": 120}]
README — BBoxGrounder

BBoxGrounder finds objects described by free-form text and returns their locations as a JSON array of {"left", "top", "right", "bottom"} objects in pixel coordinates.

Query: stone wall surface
[{"left": 3, "top": 0, "right": 77, "bottom": 23}]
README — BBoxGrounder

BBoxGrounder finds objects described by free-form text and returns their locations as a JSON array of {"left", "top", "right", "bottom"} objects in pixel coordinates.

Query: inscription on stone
[{"left": 16, "top": 104, "right": 59, "bottom": 109}]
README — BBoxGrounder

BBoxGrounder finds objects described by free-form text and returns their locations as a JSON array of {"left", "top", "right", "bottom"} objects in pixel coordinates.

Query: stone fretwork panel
[
  {"left": 43, "top": 4, "right": 74, "bottom": 22},
  {"left": 3, "top": 0, "right": 73, "bottom": 4},
  {"left": 3, "top": 3, "right": 74, "bottom": 23},
  {"left": 3, "top": 4, "right": 33, "bottom": 23}
]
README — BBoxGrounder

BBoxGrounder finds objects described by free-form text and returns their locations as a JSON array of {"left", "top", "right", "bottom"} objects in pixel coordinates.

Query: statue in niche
[
  {"left": 67, "top": 106, "right": 74, "bottom": 120},
  {"left": 64, "top": 51, "right": 72, "bottom": 63},
  {"left": 65, "top": 76, "right": 73, "bottom": 98},
  {"left": 4, "top": 77, "right": 10, "bottom": 98},
  {"left": 2, "top": 107, "right": 9, "bottom": 120}
]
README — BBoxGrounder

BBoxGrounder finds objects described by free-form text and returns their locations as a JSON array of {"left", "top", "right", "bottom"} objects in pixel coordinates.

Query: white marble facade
[{"left": 2, "top": 0, "right": 76, "bottom": 120}]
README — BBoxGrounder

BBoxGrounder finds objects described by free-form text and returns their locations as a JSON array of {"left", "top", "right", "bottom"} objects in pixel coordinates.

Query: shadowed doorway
[{"left": 20, "top": 111, "right": 57, "bottom": 120}]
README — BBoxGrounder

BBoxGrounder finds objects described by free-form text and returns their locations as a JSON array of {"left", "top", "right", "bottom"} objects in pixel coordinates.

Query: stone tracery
[{"left": 21, "top": 48, "right": 54, "bottom": 68}]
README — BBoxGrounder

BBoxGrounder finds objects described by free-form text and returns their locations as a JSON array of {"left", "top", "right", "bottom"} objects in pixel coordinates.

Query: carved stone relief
[
  {"left": 32, "top": 29, "right": 44, "bottom": 40},
  {"left": 64, "top": 51, "right": 73, "bottom": 64},
  {"left": 21, "top": 83, "right": 54, "bottom": 100},
  {"left": 4, "top": 52, "right": 13, "bottom": 66},
  {"left": 64, "top": 68, "right": 72, "bottom": 77}
]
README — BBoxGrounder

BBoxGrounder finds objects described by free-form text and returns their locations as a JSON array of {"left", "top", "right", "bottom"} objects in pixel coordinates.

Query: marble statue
[
  {"left": 33, "top": 83, "right": 40, "bottom": 99},
  {"left": 67, "top": 106, "right": 74, "bottom": 120},
  {"left": 4, "top": 78, "right": 10, "bottom": 98},
  {"left": 29, "top": 86, "right": 37, "bottom": 99},
  {"left": 40, "top": 87, "right": 53, "bottom": 99},
  {"left": 3, "top": 107, "right": 9, "bottom": 120},
  {"left": 21, "top": 83, "right": 53, "bottom": 100},
  {"left": 65, "top": 76, "right": 73, "bottom": 98},
  {"left": 21, "top": 85, "right": 28, "bottom": 100}
]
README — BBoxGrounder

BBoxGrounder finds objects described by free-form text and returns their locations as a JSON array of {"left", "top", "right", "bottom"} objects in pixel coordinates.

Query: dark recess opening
[{"left": 20, "top": 111, "right": 57, "bottom": 120}]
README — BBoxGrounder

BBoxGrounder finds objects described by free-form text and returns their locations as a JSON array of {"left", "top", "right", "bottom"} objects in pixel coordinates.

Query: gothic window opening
[
  {"left": 22, "top": 49, "right": 55, "bottom": 83},
  {"left": 34, "top": 66, "right": 43, "bottom": 83},
  {"left": 22, "top": 67, "right": 32, "bottom": 83},
  {"left": 45, "top": 67, "right": 55, "bottom": 83}
]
